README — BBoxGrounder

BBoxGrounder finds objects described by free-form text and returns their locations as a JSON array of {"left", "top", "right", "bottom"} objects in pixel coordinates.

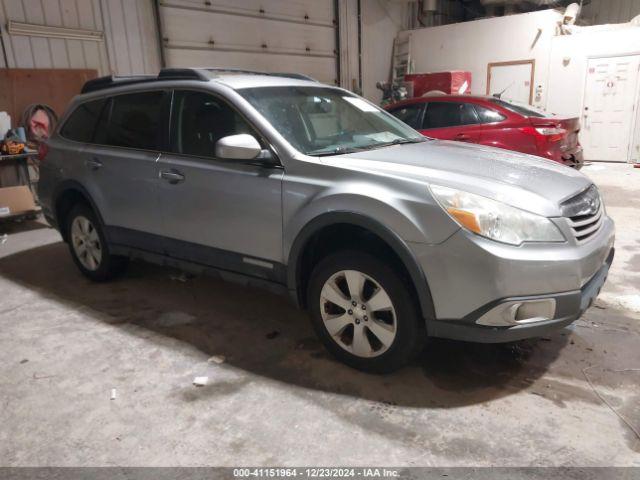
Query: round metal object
[
  {"left": 71, "top": 215, "right": 102, "bottom": 272},
  {"left": 319, "top": 269, "right": 397, "bottom": 358}
]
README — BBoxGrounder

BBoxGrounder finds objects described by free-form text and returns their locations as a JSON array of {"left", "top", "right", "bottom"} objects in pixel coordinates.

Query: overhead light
[{"left": 7, "top": 20, "right": 103, "bottom": 42}]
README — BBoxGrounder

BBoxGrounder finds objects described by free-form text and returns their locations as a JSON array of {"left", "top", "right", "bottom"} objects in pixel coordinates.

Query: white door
[
  {"left": 582, "top": 55, "right": 640, "bottom": 162},
  {"left": 158, "top": 0, "right": 338, "bottom": 85},
  {"left": 487, "top": 61, "right": 533, "bottom": 104}
]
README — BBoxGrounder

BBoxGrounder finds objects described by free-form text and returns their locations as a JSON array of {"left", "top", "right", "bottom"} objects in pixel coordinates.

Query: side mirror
[{"left": 215, "top": 134, "right": 262, "bottom": 160}]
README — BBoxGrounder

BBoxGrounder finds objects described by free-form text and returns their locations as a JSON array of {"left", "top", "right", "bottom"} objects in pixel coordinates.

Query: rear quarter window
[
  {"left": 59, "top": 98, "right": 107, "bottom": 143},
  {"left": 474, "top": 105, "right": 506, "bottom": 123}
]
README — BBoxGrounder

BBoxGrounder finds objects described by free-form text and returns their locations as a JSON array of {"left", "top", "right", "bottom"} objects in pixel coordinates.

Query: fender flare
[
  {"left": 287, "top": 211, "right": 436, "bottom": 321},
  {"left": 52, "top": 180, "right": 105, "bottom": 240}
]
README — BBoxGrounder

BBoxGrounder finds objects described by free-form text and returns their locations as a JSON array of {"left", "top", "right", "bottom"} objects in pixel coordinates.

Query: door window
[
  {"left": 423, "top": 102, "right": 479, "bottom": 129},
  {"left": 474, "top": 105, "right": 507, "bottom": 123},
  {"left": 60, "top": 98, "right": 108, "bottom": 143},
  {"left": 388, "top": 104, "right": 424, "bottom": 129},
  {"left": 100, "top": 91, "right": 164, "bottom": 150},
  {"left": 170, "top": 90, "right": 255, "bottom": 158}
]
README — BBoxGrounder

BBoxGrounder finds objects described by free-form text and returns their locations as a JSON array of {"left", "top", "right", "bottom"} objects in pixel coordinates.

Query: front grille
[
  {"left": 562, "top": 185, "right": 604, "bottom": 243},
  {"left": 567, "top": 204, "right": 604, "bottom": 243}
]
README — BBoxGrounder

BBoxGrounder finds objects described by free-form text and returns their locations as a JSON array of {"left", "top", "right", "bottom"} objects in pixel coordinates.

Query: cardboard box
[
  {"left": 0, "top": 159, "right": 21, "bottom": 187},
  {"left": 0, "top": 186, "right": 37, "bottom": 218}
]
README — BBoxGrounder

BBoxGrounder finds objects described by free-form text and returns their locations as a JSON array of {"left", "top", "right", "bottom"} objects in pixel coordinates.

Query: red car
[{"left": 386, "top": 95, "right": 583, "bottom": 168}]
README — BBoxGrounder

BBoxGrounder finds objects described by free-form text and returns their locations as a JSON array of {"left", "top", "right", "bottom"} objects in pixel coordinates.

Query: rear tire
[
  {"left": 307, "top": 250, "right": 425, "bottom": 373},
  {"left": 65, "top": 204, "right": 128, "bottom": 282}
]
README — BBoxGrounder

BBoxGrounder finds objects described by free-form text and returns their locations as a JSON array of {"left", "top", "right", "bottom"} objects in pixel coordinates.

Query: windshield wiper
[
  {"left": 309, "top": 138, "right": 425, "bottom": 156},
  {"left": 369, "top": 138, "right": 425, "bottom": 150},
  {"left": 308, "top": 146, "right": 365, "bottom": 156}
]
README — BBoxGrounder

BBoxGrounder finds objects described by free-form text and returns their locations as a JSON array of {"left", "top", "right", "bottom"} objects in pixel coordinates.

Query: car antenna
[{"left": 493, "top": 81, "right": 514, "bottom": 99}]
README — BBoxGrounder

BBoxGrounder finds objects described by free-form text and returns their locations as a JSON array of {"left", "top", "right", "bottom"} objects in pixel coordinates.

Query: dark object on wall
[{"left": 20, "top": 104, "right": 58, "bottom": 145}]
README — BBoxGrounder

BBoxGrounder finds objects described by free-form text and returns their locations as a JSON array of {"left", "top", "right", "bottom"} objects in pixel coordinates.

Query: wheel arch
[
  {"left": 53, "top": 181, "right": 104, "bottom": 242},
  {"left": 287, "top": 211, "right": 436, "bottom": 322}
]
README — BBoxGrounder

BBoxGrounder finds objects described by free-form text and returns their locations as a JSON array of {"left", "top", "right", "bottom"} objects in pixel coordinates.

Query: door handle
[
  {"left": 455, "top": 133, "right": 471, "bottom": 141},
  {"left": 85, "top": 158, "right": 103, "bottom": 170},
  {"left": 160, "top": 169, "right": 185, "bottom": 184}
]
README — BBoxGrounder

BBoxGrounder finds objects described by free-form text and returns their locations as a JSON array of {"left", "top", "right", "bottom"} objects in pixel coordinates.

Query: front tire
[
  {"left": 66, "top": 204, "right": 128, "bottom": 282},
  {"left": 307, "top": 251, "right": 424, "bottom": 373}
]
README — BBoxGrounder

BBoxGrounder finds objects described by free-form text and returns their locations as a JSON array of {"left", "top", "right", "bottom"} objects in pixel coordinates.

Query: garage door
[{"left": 158, "top": 0, "right": 338, "bottom": 85}]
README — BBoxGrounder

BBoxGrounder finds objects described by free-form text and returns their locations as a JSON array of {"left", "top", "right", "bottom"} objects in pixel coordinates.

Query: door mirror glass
[{"left": 215, "top": 134, "right": 262, "bottom": 160}]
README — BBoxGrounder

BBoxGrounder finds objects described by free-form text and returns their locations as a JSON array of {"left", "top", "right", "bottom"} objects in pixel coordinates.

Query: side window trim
[
  {"left": 415, "top": 103, "right": 426, "bottom": 130},
  {"left": 91, "top": 97, "right": 112, "bottom": 144}
]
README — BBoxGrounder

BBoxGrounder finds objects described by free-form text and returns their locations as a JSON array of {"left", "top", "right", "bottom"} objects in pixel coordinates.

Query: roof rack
[
  {"left": 205, "top": 67, "right": 317, "bottom": 82},
  {"left": 81, "top": 68, "right": 210, "bottom": 94},
  {"left": 81, "top": 67, "right": 317, "bottom": 94}
]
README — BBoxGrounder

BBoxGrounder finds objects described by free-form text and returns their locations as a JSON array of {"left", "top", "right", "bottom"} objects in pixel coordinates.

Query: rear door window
[
  {"left": 60, "top": 98, "right": 107, "bottom": 143},
  {"left": 423, "top": 102, "right": 479, "bottom": 129},
  {"left": 102, "top": 91, "right": 164, "bottom": 150},
  {"left": 388, "top": 104, "right": 425, "bottom": 129}
]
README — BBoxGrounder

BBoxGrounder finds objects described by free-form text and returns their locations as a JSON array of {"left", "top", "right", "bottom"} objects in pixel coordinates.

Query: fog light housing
[{"left": 477, "top": 299, "right": 556, "bottom": 327}]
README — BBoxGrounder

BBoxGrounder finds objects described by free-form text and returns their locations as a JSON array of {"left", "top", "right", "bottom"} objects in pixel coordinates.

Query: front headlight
[{"left": 429, "top": 185, "right": 565, "bottom": 246}]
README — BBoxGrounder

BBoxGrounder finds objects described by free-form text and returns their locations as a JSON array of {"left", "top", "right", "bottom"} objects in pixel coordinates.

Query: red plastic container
[{"left": 404, "top": 71, "right": 472, "bottom": 97}]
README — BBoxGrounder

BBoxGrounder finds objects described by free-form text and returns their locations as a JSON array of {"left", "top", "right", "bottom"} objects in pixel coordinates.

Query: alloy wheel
[
  {"left": 319, "top": 270, "right": 397, "bottom": 358},
  {"left": 71, "top": 216, "right": 102, "bottom": 271}
]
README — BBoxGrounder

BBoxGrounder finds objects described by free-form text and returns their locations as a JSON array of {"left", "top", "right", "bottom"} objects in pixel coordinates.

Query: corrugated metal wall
[
  {"left": 157, "top": 0, "right": 338, "bottom": 85},
  {"left": 580, "top": 0, "right": 640, "bottom": 24},
  {"left": 0, "top": 0, "right": 160, "bottom": 75}
]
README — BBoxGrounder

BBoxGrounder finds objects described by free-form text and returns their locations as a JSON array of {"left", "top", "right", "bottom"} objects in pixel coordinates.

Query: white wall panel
[
  {"left": 581, "top": 0, "right": 640, "bottom": 25},
  {"left": 362, "top": 0, "right": 408, "bottom": 103},
  {"left": 100, "top": 0, "right": 160, "bottom": 75},
  {"left": 401, "top": 10, "right": 563, "bottom": 108},
  {"left": 0, "top": 0, "right": 160, "bottom": 75},
  {"left": 338, "top": 0, "right": 359, "bottom": 90},
  {"left": 159, "top": 0, "right": 338, "bottom": 84}
]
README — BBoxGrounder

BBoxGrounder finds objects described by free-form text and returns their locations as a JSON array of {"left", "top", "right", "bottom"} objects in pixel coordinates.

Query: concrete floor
[{"left": 0, "top": 163, "right": 639, "bottom": 467}]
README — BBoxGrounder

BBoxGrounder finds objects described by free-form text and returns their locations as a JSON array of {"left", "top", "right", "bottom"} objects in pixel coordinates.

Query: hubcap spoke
[
  {"left": 344, "top": 270, "right": 365, "bottom": 301},
  {"left": 321, "top": 281, "right": 350, "bottom": 309},
  {"left": 86, "top": 250, "right": 96, "bottom": 270},
  {"left": 324, "top": 313, "right": 352, "bottom": 336},
  {"left": 367, "top": 287, "right": 393, "bottom": 312},
  {"left": 75, "top": 242, "right": 87, "bottom": 256},
  {"left": 367, "top": 320, "right": 395, "bottom": 347},
  {"left": 88, "top": 228, "right": 99, "bottom": 243},
  {"left": 79, "top": 217, "right": 90, "bottom": 235},
  {"left": 351, "top": 324, "right": 372, "bottom": 357}
]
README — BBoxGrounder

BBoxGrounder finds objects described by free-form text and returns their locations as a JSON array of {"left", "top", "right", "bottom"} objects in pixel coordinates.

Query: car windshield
[
  {"left": 239, "top": 86, "right": 425, "bottom": 156},
  {"left": 489, "top": 98, "right": 551, "bottom": 118}
]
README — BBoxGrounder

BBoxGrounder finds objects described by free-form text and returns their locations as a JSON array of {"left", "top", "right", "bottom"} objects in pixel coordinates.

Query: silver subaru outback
[{"left": 38, "top": 68, "right": 614, "bottom": 373}]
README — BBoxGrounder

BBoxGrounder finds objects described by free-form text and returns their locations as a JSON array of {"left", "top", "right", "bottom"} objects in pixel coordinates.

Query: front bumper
[
  {"left": 410, "top": 215, "right": 615, "bottom": 342},
  {"left": 426, "top": 248, "right": 613, "bottom": 343}
]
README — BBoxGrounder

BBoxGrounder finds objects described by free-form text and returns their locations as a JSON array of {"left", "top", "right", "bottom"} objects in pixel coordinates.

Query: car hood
[{"left": 320, "top": 140, "right": 592, "bottom": 217}]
